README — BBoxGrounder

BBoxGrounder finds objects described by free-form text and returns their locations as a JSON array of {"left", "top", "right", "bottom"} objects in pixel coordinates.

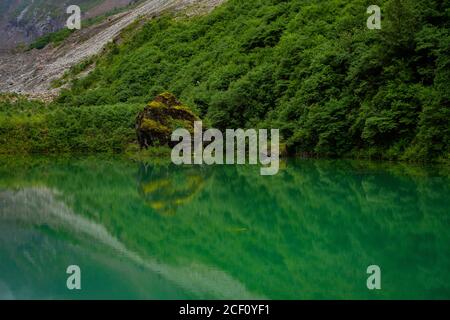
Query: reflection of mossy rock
[
  {"left": 137, "top": 164, "right": 207, "bottom": 216},
  {"left": 136, "top": 92, "right": 200, "bottom": 149}
]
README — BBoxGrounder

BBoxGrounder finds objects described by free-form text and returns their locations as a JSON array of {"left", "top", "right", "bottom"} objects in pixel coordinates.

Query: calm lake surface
[{"left": 0, "top": 156, "right": 449, "bottom": 299}]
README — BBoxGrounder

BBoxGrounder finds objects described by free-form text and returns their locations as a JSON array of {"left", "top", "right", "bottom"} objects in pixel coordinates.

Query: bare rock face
[
  {"left": 0, "top": 0, "right": 137, "bottom": 50},
  {"left": 0, "top": 0, "right": 227, "bottom": 97},
  {"left": 136, "top": 92, "right": 200, "bottom": 149}
]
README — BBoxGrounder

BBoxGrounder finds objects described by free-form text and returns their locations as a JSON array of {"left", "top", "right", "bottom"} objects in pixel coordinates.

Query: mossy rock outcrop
[{"left": 136, "top": 92, "right": 200, "bottom": 149}]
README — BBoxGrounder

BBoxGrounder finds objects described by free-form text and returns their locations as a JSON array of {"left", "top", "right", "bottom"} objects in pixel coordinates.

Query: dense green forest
[
  {"left": 0, "top": 95, "right": 141, "bottom": 153},
  {"left": 1, "top": 0, "right": 449, "bottom": 161}
]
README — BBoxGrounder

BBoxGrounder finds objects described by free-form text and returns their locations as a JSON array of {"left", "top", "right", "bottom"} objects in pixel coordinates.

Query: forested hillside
[{"left": 1, "top": 0, "right": 449, "bottom": 161}]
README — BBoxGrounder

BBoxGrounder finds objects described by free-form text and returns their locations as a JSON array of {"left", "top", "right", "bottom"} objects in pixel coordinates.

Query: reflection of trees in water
[
  {"left": 0, "top": 157, "right": 449, "bottom": 299},
  {"left": 137, "top": 163, "right": 209, "bottom": 216},
  {"left": 174, "top": 160, "right": 450, "bottom": 299}
]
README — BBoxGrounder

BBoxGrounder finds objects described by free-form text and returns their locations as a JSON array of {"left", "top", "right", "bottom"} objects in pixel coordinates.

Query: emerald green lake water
[{"left": 0, "top": 156, "right": 449, "bottom": 300}]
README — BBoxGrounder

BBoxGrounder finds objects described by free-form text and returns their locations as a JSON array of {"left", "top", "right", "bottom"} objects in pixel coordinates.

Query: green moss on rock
[{"left": 136, "top": 93, "right": 200, "bottom": 149}]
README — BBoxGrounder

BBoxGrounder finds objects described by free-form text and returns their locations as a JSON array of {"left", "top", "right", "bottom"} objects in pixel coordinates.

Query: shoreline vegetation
[
  {"left": 0, "top": 91, "right": 448, "bottom": 165},
  {"left": 1, "top": 0, "right": 449, "bottom": 163}
]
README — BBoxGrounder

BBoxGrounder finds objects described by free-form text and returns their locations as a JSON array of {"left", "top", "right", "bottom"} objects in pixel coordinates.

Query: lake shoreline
[{"left": 1, "top": 148, "right": 449, "bottom": 166}]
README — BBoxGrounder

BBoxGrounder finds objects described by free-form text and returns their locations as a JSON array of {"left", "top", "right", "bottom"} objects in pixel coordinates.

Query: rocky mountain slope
[
  {"left": 0, "top": 0, "right": 225, "bottom": 99},
  {"left": 0, "top": 0, "right": 140, "bottom": 51}
]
